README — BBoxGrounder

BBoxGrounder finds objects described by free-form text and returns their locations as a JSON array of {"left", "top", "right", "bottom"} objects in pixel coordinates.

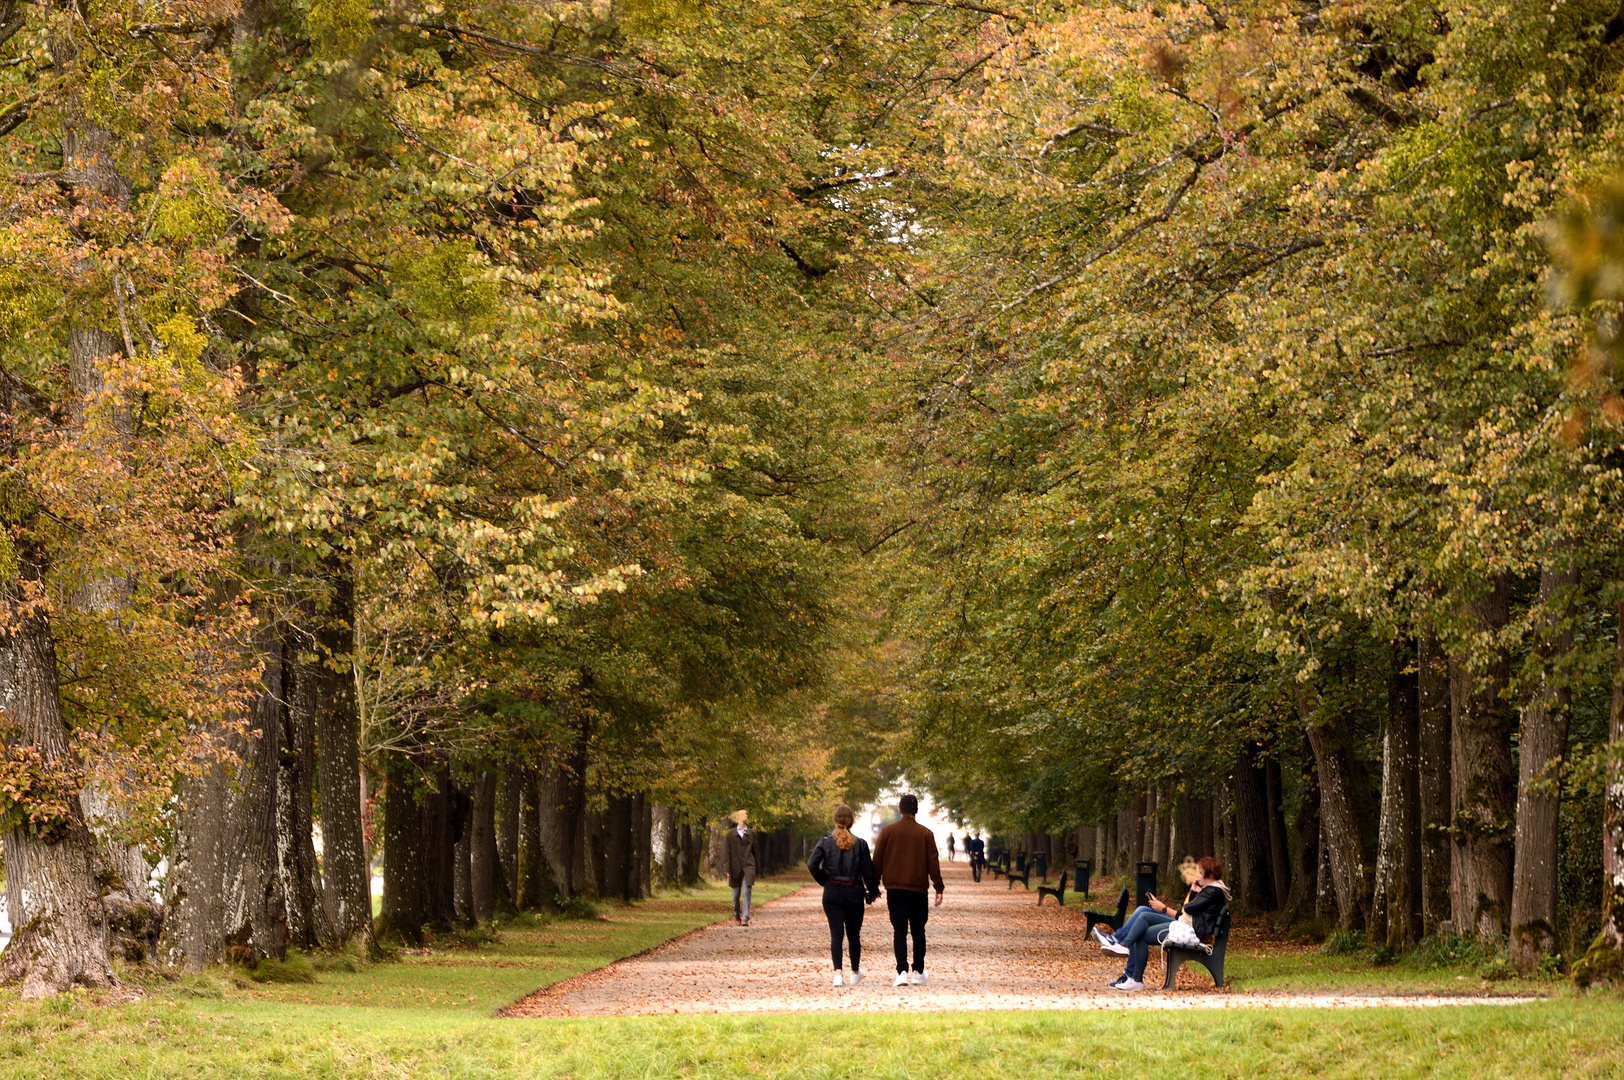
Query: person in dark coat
[
  {"left": 807, "top": 804, "right": 879, "bottom": 987},
  {"left": 721, "top": 809, "right": 762, "bottom": 924}
]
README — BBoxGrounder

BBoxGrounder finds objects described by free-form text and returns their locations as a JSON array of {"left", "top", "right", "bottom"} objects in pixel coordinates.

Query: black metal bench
[
  {"left": 1160, "top": 910, "right": 1231, "bottom": 989},
  {"left": 1036, "top": 870, "right": 1068, "bottom": 906},
  {"left": 986, "top": 848, "right": 1006, "bottom": 879},
  {"left": 1083, "top": 886, "right": 1130, "bottom": 936},
  {"left": 1006, "top": 862, "right": 1033, "bottom": 890}
]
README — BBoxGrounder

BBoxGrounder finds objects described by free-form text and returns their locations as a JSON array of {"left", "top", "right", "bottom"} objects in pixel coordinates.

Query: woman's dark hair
[
  {"left": 1198, "top": 856, "right": 1223, "bottom": 881},
  {"left": 899, "top": 793, "right": 919, "bottom": 815}
]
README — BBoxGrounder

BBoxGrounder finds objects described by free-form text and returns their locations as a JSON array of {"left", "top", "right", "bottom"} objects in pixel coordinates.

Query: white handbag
[{"left": 1161, "top": 916, "right": 1204, "bottom": 950}]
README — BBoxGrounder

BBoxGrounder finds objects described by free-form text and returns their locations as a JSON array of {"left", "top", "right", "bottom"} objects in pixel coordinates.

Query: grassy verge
[
  {"left": 3, "top": 873, "right": 1622, "bottom": 1079},
  {"left": 4, "top": 994, "right": 1621, "bottom": 1078}
]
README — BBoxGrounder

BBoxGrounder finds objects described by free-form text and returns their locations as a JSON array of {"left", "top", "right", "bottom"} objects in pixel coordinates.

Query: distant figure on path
[
  {"left": 807, "top": 804, "right": 879, "bottom": 987},
  {"left": 967, "top": 832, "right": 986, "bottom": 882},
  {"left": 721, "top": 809, "right": 762, "bottom": 925},
  {"left": 873, "top": 793, "right": 944, "bottom": 986},
  {"left": 946, "top": 832, "right": 957, "bottom": 861}
]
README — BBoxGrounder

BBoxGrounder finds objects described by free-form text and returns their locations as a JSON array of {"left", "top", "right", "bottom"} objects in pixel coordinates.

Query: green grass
[{"left": 3, "top": 875, "right": 1622, "bottom": 1079}]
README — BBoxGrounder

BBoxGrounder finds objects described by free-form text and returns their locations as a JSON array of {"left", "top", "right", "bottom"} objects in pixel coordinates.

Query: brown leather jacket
[{"left": 873, "top": 816, "right": 944, "bottom": 894}]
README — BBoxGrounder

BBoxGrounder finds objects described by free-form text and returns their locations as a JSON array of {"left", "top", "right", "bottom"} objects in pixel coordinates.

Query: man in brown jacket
[
  {"left": 720, "top": 809, "right": 761, "bottom": 924},
  {"left": 873, "top": 793, "right": 944, "bottom": 985}
]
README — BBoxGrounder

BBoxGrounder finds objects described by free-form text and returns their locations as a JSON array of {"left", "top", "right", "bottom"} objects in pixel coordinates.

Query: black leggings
[{"left": 823, "top": 887, "right": 865, "bottom": 970}]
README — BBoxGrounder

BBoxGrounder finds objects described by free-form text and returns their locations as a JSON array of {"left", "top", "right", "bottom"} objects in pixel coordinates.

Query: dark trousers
[
  {"left": 823, "top": 885, "right": 865, "bottom": 970},
  {"left": 887, "top": 888, "right": 929, "bottom": 973},
  {"left": 971, "top": 856, "right": 983, "bottom": 882}
]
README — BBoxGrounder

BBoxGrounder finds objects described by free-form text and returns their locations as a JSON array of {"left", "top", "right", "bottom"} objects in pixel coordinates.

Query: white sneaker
[
  {"left": 1091, "top": 926, "right": 1113, "bottom": 948},
  {"left": 846, "top": 970, "right": 864, "bottom": 986},
  {"left": 1109, "top": 978, "right": 1145, "bottom": 991},
  {"left": 910, "top": 970, "right": 928, "bottom": 985},
  {"left": 893, "top": 972, "right": 911, "bottom": 987},
  {"left": 833, "top": 972, "right": 845, "bottom": 988},
  {"left": 1101, "top": 941, "right": 1129, "bottom": 957}
]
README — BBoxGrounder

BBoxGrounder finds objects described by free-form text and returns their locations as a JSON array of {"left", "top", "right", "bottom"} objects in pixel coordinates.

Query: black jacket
[
  {"left": 1181, "top": 881, "right": 1230, "bottom": 940},
  {"left": 807, "top": 833, "right": 878, "bottom": 901}
]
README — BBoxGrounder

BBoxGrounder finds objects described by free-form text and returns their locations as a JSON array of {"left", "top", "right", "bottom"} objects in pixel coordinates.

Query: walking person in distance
[
  {"left": 967, "top": 831, "right": 986, "bottom": 882},
  {"left": 872, "top": 793, "right": 944, "bottom": 986},
  {"left": 721, "top": 809, "right": 762, "bottom": 925},
  {"left": 807, "top": 804, "right": 879, "bottom": 987},
  {"left": 946, "top": 832, "right": 956, "bottom": 861}
]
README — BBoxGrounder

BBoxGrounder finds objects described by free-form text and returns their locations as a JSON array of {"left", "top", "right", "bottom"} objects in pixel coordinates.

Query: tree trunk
[
  {"left": 1285, "top": 739, "right": 1321, "bottom": 924},
  {"left": 1306, "top": 711, "right": 1368, "bottom": 930},
  {"left": 220, "top": 639, "right": 289, "bottom": 965},
  {"left": 278, "top": 652, "right": 335, "bottom": 951},
  {"left": 1417, "top": 630, "right": 1452, "bottom": 936},
  {"left": 1510, "top": 562, "right": 1578, "bottom": 971},
  {"left": 496, "top": 768, "right": 520, "bottom": 908},
  {"left": 1450, "top": 576, "right": 1516, "bottom": 941},
  {"left": 1234, "top": 744, "right": 1276, "bottom": 912},
  {"left": 638, "top": 795, "right": 654, "bottom": 898},
  {"left": 1216, "top": 787, "right": 1238, "bottom": 892},
  {"left": 520, "top": 770, "right": 553, "bottom": 910},
  {"left": 1578, "top": 597, "right": 1624, "bottom": 984},
  {"left": 157, "top": 752, "right": 231, "bottom": 971},
  {"left": 316, "top": 569, "right": 369, "bottom": 942},
  {"left": 1265, "top": 755, "right": 1292, "bottom": 910},
  {"left": 1372, "top": 637, "right": 1422, "bottom": 949},
  {"left": 420, "top": 769, "right": 457, "bottom": 930},
  {"left": 379, "top": 756, "right": 423, "bottom": 944},
  {"left": 0, "top": 615, "right": 116, "bottom": 997},
  {"left": 606, "top": 793, "right": 634, "bottom": 902},
  {"left": 537, "top": 754, "right": 586, "bottom": 899},
  {"left": 469, "top": 771, "right": 497, "bottom": 922},
  {"left": 653, "top": 803, "right": 677, "bottom": 887}
]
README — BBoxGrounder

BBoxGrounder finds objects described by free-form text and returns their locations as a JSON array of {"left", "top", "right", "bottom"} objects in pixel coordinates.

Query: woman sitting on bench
[{"left": 1096, "top": 856, "right": 1229, "bottom": 991}]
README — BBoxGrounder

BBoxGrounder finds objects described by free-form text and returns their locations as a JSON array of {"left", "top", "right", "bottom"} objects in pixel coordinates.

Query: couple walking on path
[{"left": 806, "top": 794, "right": 944, "bottom": 988}]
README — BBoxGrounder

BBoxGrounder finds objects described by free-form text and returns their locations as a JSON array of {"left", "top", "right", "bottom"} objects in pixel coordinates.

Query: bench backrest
[{"left": 1209, "top": 910, "right": 1232, "bottom": 952}]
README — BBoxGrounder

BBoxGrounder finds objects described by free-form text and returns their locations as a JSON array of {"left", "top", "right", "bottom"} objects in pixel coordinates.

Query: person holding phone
[{"left": 1102, "top": 856, "right": 1230, "bottom": 991}]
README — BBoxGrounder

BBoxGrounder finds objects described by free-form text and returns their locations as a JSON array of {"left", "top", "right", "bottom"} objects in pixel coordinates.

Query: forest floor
[{"left": 2, "top": 865, "right": 1621, "bottom": 1078}]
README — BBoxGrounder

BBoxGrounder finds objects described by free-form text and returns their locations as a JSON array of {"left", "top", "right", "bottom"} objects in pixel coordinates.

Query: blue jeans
[
  {"left": 1113, "top": 905, "right": 1158, "bottom": 940},
  {"left": 1119, "top": 910, "right": 1173, "bottom": 980}
]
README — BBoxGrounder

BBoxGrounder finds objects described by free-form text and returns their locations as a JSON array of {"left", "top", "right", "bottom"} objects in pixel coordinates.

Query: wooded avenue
[{"left": 0, "top": 0, "right": 1621, "bottom": 1005}]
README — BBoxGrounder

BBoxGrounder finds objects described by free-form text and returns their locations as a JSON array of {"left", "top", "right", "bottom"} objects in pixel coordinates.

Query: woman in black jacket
[{"left": 806, "top": 804, "right": 879, "bottom": 987}]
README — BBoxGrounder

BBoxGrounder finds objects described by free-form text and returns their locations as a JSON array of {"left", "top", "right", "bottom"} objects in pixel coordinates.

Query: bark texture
[
  {"left": 379, "top": 756, "right": 423, "bottom": 944},
  {"left": 1417, "top": 631, "right": 1452, "bottom": 936},
  {"left": 315, "top": 571, "right": 369, "bottom": 941},
  {"left": 156, "top": 752, "right": 231, "bottom": 971},
  {"left": 1286, "top": 739, "right": 1321, "bottom": 924},
  {"left": 0, "top": 615, "right": 116, "bottom": 997},
  {"left": 537, "top": 754, "right": 586, "bottom": 899},
  {"left": 496, "top": 768, "right": 520, "bottom": 907},
  {"left": 1264, "top": 755, "right": 1292, "bottom": 910},
  {"left": 1304, "top": 699, "right": 1368, "bottom": 929},
  {"left": 1233, "top": 744, "right": 1277, "bottom": 912},
  {"left": 1449, "top": 577, "right": 1516, "bottom": 941},
  {"left": 278, "top": 653, "right": 335, "bottom": 951},
  {"left": 469, "top": 770, "right": 498, "bottom": 922},
  {"left": 1509, "top": 562, "right": 1577, "bottom": 971},
  {"left": 1580, "top": 598, "right": 1624, "bottom": 983},
  {"left": 220, "top": 642, "right": 289, "bottom": 964},
  {"left": 1372, "top": 637, "right": 1422, "bottom": 949}
]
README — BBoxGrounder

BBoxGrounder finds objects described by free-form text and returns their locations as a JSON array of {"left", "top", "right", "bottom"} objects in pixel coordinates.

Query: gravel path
[{"left": 506, "top": 862, "right": 1536, "bottom": 1016}]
